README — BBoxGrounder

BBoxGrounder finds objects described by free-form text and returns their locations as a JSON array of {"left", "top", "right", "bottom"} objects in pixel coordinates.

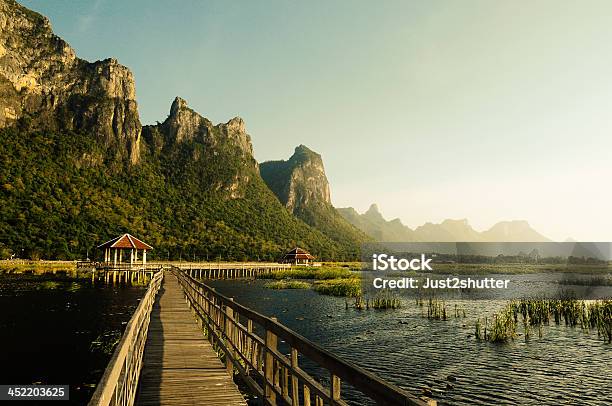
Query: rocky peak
[
  {"left": 482, "top": 220, "right": 550, "bottom": 242},
  {"left": 0, "top": 0, "right": 142, "bottom": 165},
  {"left": 153, "top": 97, "right": 254, "bottom": 158},
  {"left": 161, "top": 96, "right": 208, "bottom": 144},
  {"left": 226, "top": 116, "right": 246, "bottom": 134},
  {"left": 220, "top": 116, "right": 253, "bottom": 156},
  {"left": 364, "top": 203, "right": 383, "bottom": 219},
  {"left": 170, "top": 96, "right": 188, "bottom": 115},
  {"left": 260, "top": 145, "right": 331, "bottom": 213}
]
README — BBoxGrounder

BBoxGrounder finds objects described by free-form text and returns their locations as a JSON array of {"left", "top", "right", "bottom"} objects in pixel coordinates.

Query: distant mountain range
[{"left": 338, "top": 204, "right": 551, "bottom": 242}]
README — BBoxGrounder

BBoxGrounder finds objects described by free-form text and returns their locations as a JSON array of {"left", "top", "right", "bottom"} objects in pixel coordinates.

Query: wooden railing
[
  {"left": 174, "top": 267, "right": 432, "bottom": 406},
  {"left": 170, "top": 262, "right": 291, "bottom": 270},
  {"left": 89, "top": 270, "right": 164, "bottom": 406},
  {"left": 178, "top": 262, "right": 291, "bottom": 279}
]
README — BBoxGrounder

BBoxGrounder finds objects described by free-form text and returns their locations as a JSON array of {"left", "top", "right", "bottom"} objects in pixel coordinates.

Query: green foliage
[
  {"left": 259, "top": 266, "right": 357, "bottom": 280},
  {"left": 0, "top": 126, "right": 360, "bottom": 261},
  {"left": 313, "top": 278, "right": 362, "bottom": 297},
  {"left": 265, "top": 280, "right": 311, "bottom": 290}
]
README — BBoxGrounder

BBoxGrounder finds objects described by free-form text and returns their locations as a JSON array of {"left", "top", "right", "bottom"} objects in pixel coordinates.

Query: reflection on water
[
  {"left": 209, "top": 277, "right": 612, "bottom": 406},
  {"left": 0, "top": 275, "right": 146, "bottom": 405}
]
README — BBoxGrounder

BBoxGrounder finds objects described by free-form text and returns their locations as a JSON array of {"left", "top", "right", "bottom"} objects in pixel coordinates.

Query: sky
[{"left": 21, "top": 0, "right": 612, "bottom": 241}]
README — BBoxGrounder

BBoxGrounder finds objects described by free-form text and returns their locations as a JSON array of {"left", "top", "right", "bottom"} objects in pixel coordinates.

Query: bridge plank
[{"left": 136, "top": 273, "right": 247, "bottom": 406}]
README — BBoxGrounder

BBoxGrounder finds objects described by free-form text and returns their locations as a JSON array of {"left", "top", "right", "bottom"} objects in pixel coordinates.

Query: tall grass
[
  {"left": 314, "top": 278, "right": 361, "bottom": 297},
  {"left": 259, "top": 266, "right": 357, "bottom": 280},
  {"left": 476, "top": 298, "right": 612, "bottom": 343},
  {"left": 0, "top": 260, "right": 76, "bottom": 274},
  {"left": 265, "top": 280, "right": 311, "bottom": 290},
  {"left": 352, "top": 292, "right": 401, "bottom": 310},
  {"left": 415, "top": 297, "right": 466, "bottom": 320}
]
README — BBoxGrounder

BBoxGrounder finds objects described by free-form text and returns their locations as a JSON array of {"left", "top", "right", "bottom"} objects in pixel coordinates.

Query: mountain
[
  {"left": 339, "top": 204, "right": 551, "bottom": 242},
  {"left": 337, "top": 204, "right": 416, "bottom": 241},
  {"left": 481, "top": 221, "right": 550, "bottom": 242},
  {"left": 260, "top": 145, "right": 368, "bottom": 257},
  {"left": 415, "top": 219, "right": 483, "bottom": 242},
  {"left": 0, "top": 1, "right": 361, "bottom": 261},
  {"left": 0, "top": 0, "right": 141, "bottom": 166}
]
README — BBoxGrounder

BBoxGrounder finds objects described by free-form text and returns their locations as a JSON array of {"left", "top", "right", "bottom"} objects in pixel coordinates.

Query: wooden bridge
[
  {"left": 171, "top": 262, "right": 291, "bottom": 279},
  {"left": 78, "top": 262, "right": 291, "bottom": 283},
  {"left": 89, "top": 267, "right": 435, "bottom": 406}
]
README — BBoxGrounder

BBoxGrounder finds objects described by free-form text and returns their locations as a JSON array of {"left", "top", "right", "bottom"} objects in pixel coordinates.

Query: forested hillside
[{"left": 0, "top": 121, "right": 354, "bottom": 261}]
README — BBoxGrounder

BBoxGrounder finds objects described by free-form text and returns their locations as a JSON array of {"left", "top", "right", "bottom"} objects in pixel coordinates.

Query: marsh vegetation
[{"left": 475, "top": 298, "right": 612, "bottom": 343}]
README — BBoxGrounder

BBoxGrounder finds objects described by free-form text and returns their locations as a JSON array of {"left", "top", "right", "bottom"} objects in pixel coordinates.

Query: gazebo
[
  {"left": 281, "top": 247, "right": 315, "bottom": 265},
  {"left": 97, "top": 233, "right": 153, "bottom": 267}
]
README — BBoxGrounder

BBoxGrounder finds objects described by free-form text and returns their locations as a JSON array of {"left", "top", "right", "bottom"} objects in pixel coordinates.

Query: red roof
[
  {"left": 97, "top": 234, "right": 153, "bottom": 250},
  {"left": 283, "top": 247, "right": 315, "bottom": 260}
]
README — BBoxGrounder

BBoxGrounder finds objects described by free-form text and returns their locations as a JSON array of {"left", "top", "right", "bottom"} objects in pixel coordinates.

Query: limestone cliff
[
  {"left": 142, "top": 97, "right": 256, "bottom": 198},
  {"left": 259, "top": 145, "right": 331, "bottom": 213},
  {"left": 0, "top": 0, "right": 141, "bottom": 164},
  {"left": 260, "top": 145, "right": 368, "bottom": 254}
]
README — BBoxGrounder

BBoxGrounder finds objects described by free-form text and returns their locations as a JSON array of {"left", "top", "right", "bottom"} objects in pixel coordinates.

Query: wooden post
[
  {"left": 331, "top": 374, "right": 341, "bottom": 404},
  {"left": 303, "top": 385, "right": 311, "bottom": 406},
  {"left": 291, "top": 349, "right": 299, "bottom": 406},
  {"left": 225, "top": 299, "right": 234, "bottom": 374},
  {"left": 265, "top": 319, "right": 278, "bottom": 405}
]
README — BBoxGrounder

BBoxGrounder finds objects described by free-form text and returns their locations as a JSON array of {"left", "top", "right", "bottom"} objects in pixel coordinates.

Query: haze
[{"left": 21, "top": 0, "right": 612, "bottom": 241}]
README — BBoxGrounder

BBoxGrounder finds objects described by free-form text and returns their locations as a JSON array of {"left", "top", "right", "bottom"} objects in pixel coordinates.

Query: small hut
[
  {"left": 97, "top": 233, "right": 153, "bottom": 267},
  {"left": 281, "top": 247, "right": 315, "bottom": 265}
]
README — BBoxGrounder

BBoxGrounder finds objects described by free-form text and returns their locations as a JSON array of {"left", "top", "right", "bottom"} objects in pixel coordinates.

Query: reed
[
  {"left": 260, "top": 266, "right": 357, "bottom": 280},
  {"left": 351, "top": 292, "right": 401, "bottom": 310},
  {"left": 477, "top": 298, "right": 612, "bottom": 343},
  {"left": 313, "top": 278, "right": 361, "bottom": 297},
  {"left": 426, "top": 298, "right": 447, "bottom": 320},
  {"left": 475, "top": 309, "right": 517, "bottom": 343},
  {"left": 371, "top": 291, "right": 401, "bottom": 309},
  {"left": 265, "top": 280, "right": 310, "bottom": 290}
]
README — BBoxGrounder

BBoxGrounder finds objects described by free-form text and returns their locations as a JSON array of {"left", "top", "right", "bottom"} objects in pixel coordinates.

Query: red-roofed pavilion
[
  {"left": 281, "top": 247, "right": 315, "bottom": 265},
  {"left": 97, "top": 233, "right": 153, "bottom": 267}
]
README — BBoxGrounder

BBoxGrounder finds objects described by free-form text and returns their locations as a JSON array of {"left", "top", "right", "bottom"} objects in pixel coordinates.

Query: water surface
[
  {"left": 0, "top": 275, "right": 146, "bottom": 405},
  {"left": 209, "top": 277, "right": 611, "bottom": 406}
]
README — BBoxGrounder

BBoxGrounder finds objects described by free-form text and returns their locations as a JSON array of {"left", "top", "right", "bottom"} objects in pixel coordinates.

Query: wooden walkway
[{"left": 136, "top": 272, "right": 247, "bottom": 406}]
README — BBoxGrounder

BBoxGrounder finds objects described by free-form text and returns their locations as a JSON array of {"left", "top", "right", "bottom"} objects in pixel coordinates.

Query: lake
[
  {"left": 209, "top": 277, "right": 612, "bottom": 406},
  {"left": 0, "top": 275, "right": 146, "bottom": 405}
]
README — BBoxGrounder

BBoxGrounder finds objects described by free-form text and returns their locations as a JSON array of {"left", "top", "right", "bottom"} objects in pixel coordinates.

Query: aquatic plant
[
  {"left": 265, "top": 280, "right": 311, "bottom": 290},
  {"left": 426, "top": 298, "right": 447, "bottom": 320},
  {"left": 314, "top": 278, "right": 361, "bottom": 297},
  {"left": 350, "top": 292, "right": 401, "bottom": 310},
  {"left": 371, "top": 292, "right": 401, "bottom": 309},
  {"left": 478, "top": 298, "right": 612, "bottom": 343},
  {"left": 260, "top": 266, "right": 358, "bottom": 281}
]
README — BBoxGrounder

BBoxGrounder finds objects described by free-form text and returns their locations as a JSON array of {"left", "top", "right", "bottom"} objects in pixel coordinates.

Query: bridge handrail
[
  {"left": 168, "top": 262, "right": 292, "bottom": 270},
  {"left": 89, "top": 270, "right": 164, "bottom": 406},
  {"left": 173, "top": 267, "right": 430, "bottom": 406}
]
